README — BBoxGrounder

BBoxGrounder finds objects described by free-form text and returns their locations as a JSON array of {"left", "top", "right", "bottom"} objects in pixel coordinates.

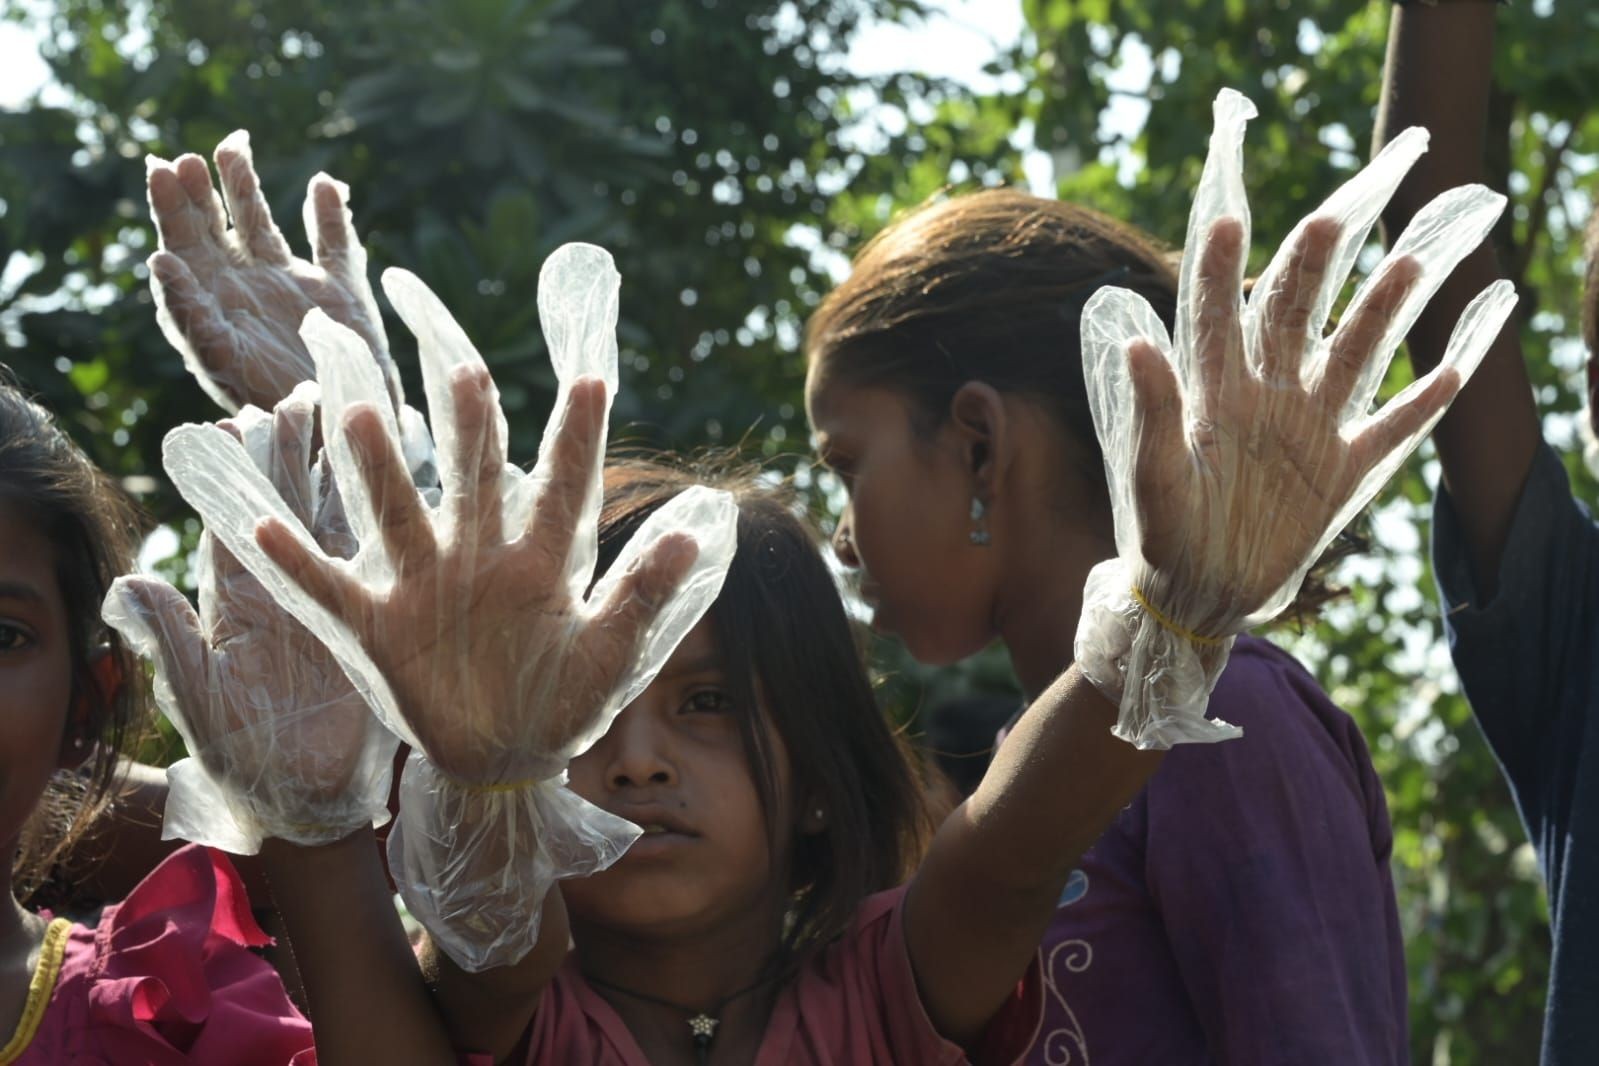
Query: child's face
[
  {"left": 0, "top": 509, "right": 76, "bottom": 856},
  {"left": 805, "top": 380, "right": 1001, "bottom": 665},
  {"left": 562, "top": 619, "right": 794, "bottom": 940}
]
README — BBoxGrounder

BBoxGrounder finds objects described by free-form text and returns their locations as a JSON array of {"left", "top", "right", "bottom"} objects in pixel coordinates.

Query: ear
[
  {"left": 58, "top": 646, "right": 123, "bottom": 769},
  {"left": 947, "top": 381, "right": 1011, "bottom": 501}
]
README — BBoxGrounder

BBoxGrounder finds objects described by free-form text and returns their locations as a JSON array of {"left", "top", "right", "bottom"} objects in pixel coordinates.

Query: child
[
  {"left": 162, "top": 93, "right": 1495, "bottom": 1064},
  {"left": 0, "top": 374, "right": 314, "bottom": 1064},
  {"left": 1375, "top": 6, "right": 1595, "bottom": 1062},
  {"left": 801, "top": 124, "right": 1509, "bottom": 1065}
]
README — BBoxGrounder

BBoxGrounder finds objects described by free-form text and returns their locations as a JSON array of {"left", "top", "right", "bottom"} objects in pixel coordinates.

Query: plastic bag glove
[
  {"left": 102, "top": 383, "right": 399, "bottom": 853},
  {"left": 146, "top": 130, "right": 401, "bottom": 415},
  {"left": 1075, "top": 89, "right": 1516, "bottom": 749},
  {"left": 163, "top": 244, "right": 740, "bottom": 970}
]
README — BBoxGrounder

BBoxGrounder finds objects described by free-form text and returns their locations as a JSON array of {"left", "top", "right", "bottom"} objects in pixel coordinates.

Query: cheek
[{"left": 0, "top": 660, "right": 74, "bottom": 843}]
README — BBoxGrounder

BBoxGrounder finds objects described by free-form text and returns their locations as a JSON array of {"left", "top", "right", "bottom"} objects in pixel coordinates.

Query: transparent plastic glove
[
  {"left": 146, "top": 130, "right": 400, "bottom": 414},
  {"left": 164, "top": 244, "right": 739, "bottom": 970},
  {"left": 103, "top": 384, "right": 398, "bottom": 853},
  {"left": 1076, "top": 89, "right": 1516, "bottom": 749}
]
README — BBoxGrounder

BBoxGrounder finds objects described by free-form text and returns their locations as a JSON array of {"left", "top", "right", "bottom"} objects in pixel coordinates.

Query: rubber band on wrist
[{"left": 1129, "top": 586, "right": 1227, "bottom": 647}]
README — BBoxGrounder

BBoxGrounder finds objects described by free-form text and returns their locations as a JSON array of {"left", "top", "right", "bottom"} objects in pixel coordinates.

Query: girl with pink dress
[{"left": 0, "top": 379, "right": 313, "bottom": 1065}]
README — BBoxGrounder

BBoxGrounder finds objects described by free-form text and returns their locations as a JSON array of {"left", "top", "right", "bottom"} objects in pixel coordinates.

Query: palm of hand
[
  {"left": 147, "top": 134, "right": 393, "bottom": 412},
  {"left": 198, "top": 539, "right": 374, "bottom": 801}
]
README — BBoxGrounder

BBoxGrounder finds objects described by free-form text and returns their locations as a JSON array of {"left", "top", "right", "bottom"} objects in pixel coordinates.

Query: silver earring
[
  {"left": 969, "top": 497, "right": 991, "bottom": 547},
  {"left": 813, "top": 808, "right": 825, "bottom": 820},
  {"left": 71, "top": 735, "right": 86, "bottom": 751}
]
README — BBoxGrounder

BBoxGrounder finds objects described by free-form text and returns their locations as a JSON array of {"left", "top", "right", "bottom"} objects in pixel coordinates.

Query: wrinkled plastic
[
  {"left": 146, "top": 130, "right": 401, "bottom": 415},
  {"left": 164, "top": 244, "right": 739, "bottom": 970},
  {"left": 1075, "top": 89, "right": 1516, "bottom": 748},
  {"left": 103, "top": 383, "right": 398, "bottom": 853}
]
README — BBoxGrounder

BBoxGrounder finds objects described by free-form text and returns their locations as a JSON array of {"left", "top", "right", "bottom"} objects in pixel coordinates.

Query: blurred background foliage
[{"left": 2, "top": 0, "right": 1595, "bottom": 1060}]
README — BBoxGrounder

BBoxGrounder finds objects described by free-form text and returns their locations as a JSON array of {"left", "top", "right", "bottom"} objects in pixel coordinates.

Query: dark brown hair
[
  {"left": 806, "top": 188, "right": 1362, "bottom": 620},
  {"left": 1, "top": 372, "right": 146, "bottom": 900},
  {"left": 596, "top": 457, "right": 932, "bottom": 957}
]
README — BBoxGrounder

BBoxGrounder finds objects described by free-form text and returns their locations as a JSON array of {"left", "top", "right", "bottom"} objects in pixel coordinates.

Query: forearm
[
  {"left": 418, "top": 886, "right": 569, "bottom": 1064},
  {"left": 906, "top": 666, "right": 1164, "bottom": 1042},
  {"left": 261, "top": 830, "right": 457, "bottom": 1066},
  {"left": 1375, "top": 2, "right": 1539, "bottom": 594}
]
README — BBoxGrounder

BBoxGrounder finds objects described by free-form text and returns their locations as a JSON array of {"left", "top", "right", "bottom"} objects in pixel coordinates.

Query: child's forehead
[
  {"left": 658, "top": 617, "right": 724, "bottom": 676},
  {"left": 0, "top": 509, "right": 62, "bottom": 608}
]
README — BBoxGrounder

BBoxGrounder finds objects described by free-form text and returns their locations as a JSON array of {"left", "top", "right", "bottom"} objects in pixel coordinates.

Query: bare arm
[
  {"left": 260, "top": 831, "right": 458, "bottom": 1066},
  {"left": 1375, "top": 4, "right": 1541, "bottom": 596},
  {"left": 904, "top": 667, "right": 1163, "bottom": 1043}
]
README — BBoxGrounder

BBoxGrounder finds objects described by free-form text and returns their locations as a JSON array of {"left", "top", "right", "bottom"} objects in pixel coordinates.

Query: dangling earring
[{"left": 969, "top": 497, "right": 991, "bottom": 547}]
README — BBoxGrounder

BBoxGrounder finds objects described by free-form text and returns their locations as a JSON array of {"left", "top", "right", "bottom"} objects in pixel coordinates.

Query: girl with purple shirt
[{"left": 802, "top": 194, "right": 1416, "bottom": 1064}]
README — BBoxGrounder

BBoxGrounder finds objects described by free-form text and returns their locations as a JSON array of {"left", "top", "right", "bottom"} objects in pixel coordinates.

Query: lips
[{"left": 612, "top": 804, "right": 698, "bottom": 839}]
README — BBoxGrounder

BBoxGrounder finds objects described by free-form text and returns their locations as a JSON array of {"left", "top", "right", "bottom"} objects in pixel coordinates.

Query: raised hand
[
  {"left": 162, "top": 245, "right": 738, "bottom": 969},
  {"left": 1076, "top": 90, "right": 1516, "bottom": 748},
  {"left": 103, "top": 384, "right": 397, "bottom": 853},
  {"left": 147, "top": 131, "right": 399, "bottom": 414}
]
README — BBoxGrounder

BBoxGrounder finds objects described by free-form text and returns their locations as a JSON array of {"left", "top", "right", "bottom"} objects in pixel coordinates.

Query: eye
[
  {"left": 681, "top": 688, "right": 735, "bottom": 716},
  {"left": 0, "top": 623, "right": 34, "bottom": 652}
]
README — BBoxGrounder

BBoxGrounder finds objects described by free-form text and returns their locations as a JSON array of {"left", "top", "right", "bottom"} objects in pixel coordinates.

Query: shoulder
[
  {"left": 520, "top": 958, "right": 645, "bottom": 1065},
  {"left": 1145, "top": 637, "right": 1387, "bottom": 845},
  {"left": 40, "top": 845, "right": 313, "bottom": 1065}
]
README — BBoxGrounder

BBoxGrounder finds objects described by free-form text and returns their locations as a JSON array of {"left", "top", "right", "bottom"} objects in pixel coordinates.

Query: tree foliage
[{"left": 3, "top": 0, "right": 1595, "bottom": 1060}]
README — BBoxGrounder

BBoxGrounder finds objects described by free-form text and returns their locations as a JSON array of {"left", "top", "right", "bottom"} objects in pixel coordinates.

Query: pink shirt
[
  {"left": 518, "top": 885, "right": 1041, "bottom": 1065},
  {"left": 8, "top": 844, "right": 314, "bottom": 1065}
]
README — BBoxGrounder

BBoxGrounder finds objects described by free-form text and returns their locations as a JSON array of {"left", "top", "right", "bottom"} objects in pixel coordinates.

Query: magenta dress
[{"left": 2, "top": 844, "right": 314, "bottom": 1065}]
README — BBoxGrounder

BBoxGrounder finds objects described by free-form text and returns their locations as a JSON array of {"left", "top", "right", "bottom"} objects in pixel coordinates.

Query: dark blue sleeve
[{"left": 1432, "top": 443, "right": 1599, "bottom": 865}]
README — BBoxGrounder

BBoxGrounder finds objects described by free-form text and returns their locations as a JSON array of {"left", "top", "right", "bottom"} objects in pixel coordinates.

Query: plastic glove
[
  {"left": 146, "top": 130, "right": 400, "bottom": 414},
  {"left": 163, "top": 244, "right": 739, "bottom": 970},
  {"left": 1075, "top": 89, "right": 1516, "bottom": 749},
  {"left": 103, "top": 383, "right": 398, "bottom": 853}
]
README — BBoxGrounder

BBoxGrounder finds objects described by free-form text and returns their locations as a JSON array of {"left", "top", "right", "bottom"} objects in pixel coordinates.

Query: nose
[
  {"left": 599, "top": 703, "right": 677, "bottom": 791},
  {"left": 832, "top": 503, "right": 861, "bottom": 569}
]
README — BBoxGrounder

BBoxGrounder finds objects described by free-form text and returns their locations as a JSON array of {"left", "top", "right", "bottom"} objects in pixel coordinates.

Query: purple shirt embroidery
[{"left": 1026, "top": 636, "right": 1407, "bottom": 1066}]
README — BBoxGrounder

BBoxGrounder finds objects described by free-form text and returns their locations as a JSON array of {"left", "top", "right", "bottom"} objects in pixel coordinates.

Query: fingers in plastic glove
[
  {"left": 1245, "top": 128, "right": 1430, "bottom": 371},
  {"left": 1345, "top": 279, "right": 1517, "bottom": 498},
  {"left": 381, "top": 269, "right": 518, "bottom": 536},
  {"left": 302, "top": 309, "right": 410, "bottom": 569},
  {"left": 1319, "top": 184, "right": 1507, "bottom": 421},
  {"left": 1174, "top": 90, "right": 1254, "bottom": 391},
  {"left": 590, "top": 485, "right": 740, "bottom": 725},
  {"left": 1315, "top": 256, "right": 1423, "bottom": 413},
  {"left": 214, "top": 131, "right": 294, "bottom": 268},
  {"left": 522, "top": 378, "right": 607, "bottom": 574},
  {"left": 1253, "top": 217, "right": 1339, "bottom": 384},
  {"left": 440, "top": 365, "right": 509, "bottom": 546},
  {"left": 1126, "top": 339, "right": 1185, "bottom": 572},
  {"left": 344, "top": 404, "right": 437, "bottom": 574},
  {"left": 147, "top": 154, "right": 227, "bottom": 256},
  {"left": 565, "top": 533, "right": 700, "bottom": 746},
  {"left": 1190, "top": 217, "right": 1247, "bottom": 437},
  {"left": 105, "top": 577, "right": 209, "bottom": 725},
  {"left": 256, "top": 511, "right": 365, "bottom": 623},
  {"left": 533, "top": 245, "right": 621, "bottom": 594},
  {"left": 307, "top": 176, "right": 361, "bottom": 286}
]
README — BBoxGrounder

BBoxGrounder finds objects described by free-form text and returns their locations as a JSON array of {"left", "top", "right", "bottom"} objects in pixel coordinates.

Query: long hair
[
  {"left": 1, "top": 373, "right": 147, "bottom": 900},
  {"left": 596, "top": 457, "right": 933, "bottom": 956}
]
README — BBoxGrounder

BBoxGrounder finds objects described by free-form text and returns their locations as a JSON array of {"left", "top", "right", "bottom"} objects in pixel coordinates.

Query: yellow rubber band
[
  {"left": 1129, "top": 586, "right": 1227, "bottom": 647},
  {"left": 461, "top": 778, "right": 540, "bottom": 795},
  {"left": 0, "top": 918, "right": 71, "bottom": 1064}
]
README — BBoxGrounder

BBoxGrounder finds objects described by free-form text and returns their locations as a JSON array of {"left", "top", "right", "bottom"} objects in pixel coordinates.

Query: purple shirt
[{"left": 1028, "top": 636, "right": 1407, "bottom": 1065}]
